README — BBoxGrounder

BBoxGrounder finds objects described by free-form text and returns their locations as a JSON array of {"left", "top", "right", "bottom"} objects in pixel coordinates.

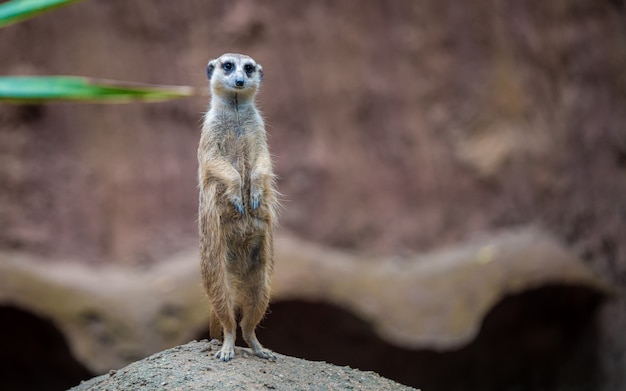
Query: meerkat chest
[
  {"left": 221, "top": 136, "right": 251, "bottom": 174},
  {"left": 217, "top": 127, "right": 259, "bottom": 174}
]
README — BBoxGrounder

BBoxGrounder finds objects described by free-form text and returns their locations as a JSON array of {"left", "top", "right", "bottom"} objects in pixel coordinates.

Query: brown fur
[{"left": 198, "top": 53, "right": 278, "bottom": 361}]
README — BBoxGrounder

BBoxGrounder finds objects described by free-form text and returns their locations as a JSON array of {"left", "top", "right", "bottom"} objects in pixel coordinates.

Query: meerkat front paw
[
  {"left": 250, "top": 188, "right": 262, "bottom": 210},
  {"left": 230, "top": 195, "right": 245, "bottom": 215},
  {"left": 225, "top": 185, "right": 244, "bottom": 215}
]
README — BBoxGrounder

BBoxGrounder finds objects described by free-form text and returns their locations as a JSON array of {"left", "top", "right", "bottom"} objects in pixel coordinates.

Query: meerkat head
[{"left": 206, "top": 53, "right": 263, "bottom": 104}]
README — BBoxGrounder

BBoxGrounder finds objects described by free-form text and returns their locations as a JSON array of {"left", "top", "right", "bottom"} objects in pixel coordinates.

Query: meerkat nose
[{"left": 235, "top": 76, "right": 245, "bottom": 87}]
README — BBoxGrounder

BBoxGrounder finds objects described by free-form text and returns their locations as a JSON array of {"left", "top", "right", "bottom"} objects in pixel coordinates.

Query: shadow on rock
[{"left": 0, "top": 306, "right": 93, "bottom": 391}]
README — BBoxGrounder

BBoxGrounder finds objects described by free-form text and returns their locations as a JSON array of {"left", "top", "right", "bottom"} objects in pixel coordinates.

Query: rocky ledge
[{"left": 70, "top": 340, "right": 418, "bottom": 391}]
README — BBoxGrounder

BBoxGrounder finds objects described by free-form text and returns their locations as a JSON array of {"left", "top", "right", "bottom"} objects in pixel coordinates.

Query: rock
[
  {"left": 0, "top": 227, "right": 609, "bottom": 375},
  {"left": 0, "top": 249, "right": 207, "bottom": 373},
  {"left": 274, "top": 227, "right": 610, "bottom": 349},
  {"left": 68, "top": 340, "right": 417, "bottom": 391}
]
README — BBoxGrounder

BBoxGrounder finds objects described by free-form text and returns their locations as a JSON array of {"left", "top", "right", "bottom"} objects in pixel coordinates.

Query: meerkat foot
[
  {"left": 215, "top": 344, "right": 235, "bottom": 362},
  {"left": 253, "top": 347, "right": 277, "bottom": 361},
  {"left": 245, "top": 331, "right": 276, "bottom": 361}
]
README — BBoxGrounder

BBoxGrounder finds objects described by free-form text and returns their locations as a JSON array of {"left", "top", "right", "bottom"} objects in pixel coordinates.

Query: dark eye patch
[
  {"left": 244, "top": 64, "right": 255, "bottom": 74},
  {"left": 222, "top": 62, "right": 234, "bottom": 73}
]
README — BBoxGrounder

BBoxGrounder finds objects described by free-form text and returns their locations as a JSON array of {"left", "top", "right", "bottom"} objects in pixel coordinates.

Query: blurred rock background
[{"left": 0, "top": 0, "right": 624, "bottom": 390}]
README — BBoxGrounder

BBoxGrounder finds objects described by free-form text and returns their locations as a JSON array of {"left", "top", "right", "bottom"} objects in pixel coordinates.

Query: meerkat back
[{"left": 198, "top": 53, "right": 278, "bottom": 362}]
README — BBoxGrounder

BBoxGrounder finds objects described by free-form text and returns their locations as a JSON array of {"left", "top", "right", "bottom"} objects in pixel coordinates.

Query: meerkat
[{"left": 198, "top": 53, "right": 278, "bottom": 362}]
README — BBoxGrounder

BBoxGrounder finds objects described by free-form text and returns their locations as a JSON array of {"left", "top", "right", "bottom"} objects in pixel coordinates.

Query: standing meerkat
[{"left": 198, "top": 53, "right": 278, "bottom": 362}]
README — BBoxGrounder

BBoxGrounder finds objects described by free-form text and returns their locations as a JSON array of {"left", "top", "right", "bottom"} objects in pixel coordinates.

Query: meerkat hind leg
[
  {"left": 240, "top": 274, "right": 276, "bottom": 360},
  {"left": 212, "top": 290, "right": 237, "bottom": 361},
  {"left": 209, "top": 309, "right": 222, "bottom": 341},
  {"left": 241, "top": 300, "right": 276, "bottom": 361}
]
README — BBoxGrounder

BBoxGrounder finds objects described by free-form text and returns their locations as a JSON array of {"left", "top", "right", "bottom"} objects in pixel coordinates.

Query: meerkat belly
[{"left": 225, "top": 231, "right": 265, "bottom": 278}]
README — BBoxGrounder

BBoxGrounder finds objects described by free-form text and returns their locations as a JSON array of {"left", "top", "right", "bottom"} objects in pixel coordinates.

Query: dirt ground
[{"left": 69, "top": 340, "right": 417, "bottom": 391}]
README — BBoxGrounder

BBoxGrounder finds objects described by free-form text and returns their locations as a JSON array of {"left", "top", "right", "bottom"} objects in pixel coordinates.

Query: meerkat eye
[
  {"left": 244, "top": 64, "right": 255, "bottom": 74},
  {"left": 222, "top": 62, "right": 234, "bottom": 72}
]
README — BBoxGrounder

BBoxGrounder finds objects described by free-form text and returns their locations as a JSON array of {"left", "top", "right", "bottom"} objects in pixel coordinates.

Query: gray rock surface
[{"left": 69, "top": 340, "right": 417, "bottom": 391}]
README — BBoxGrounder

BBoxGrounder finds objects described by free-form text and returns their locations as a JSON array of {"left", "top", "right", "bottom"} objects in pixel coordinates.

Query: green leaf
[
  {"left": 0, "top": 0, "right": 83, "bottom": 28},
  {"left": 0, "top": 76, "right": 201, "bottom": 103}
]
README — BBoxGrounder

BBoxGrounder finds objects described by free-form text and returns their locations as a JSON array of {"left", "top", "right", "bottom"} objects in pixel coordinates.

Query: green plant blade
[
  {"left": 0, "top": 76, "right": 201, "bottom": 103},
  {"left": 0, "top": 0, "right": 83, "bottom": 28}
]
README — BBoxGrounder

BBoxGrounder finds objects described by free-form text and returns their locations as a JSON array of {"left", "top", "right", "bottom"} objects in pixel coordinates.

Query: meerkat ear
[
  {"left": 206, "top": 60, "right": 217, "bottom": 80},
  {"left": 257, "top": 64, "right": 263, "bottom": 82}
]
